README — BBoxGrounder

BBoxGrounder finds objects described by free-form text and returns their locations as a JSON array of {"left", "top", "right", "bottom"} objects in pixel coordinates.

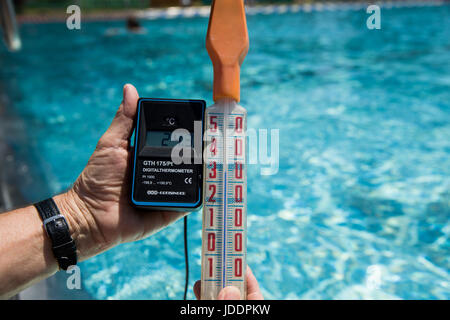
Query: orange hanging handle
[{"left": 206, "top": 0, "right": 249, "bottom": 102}]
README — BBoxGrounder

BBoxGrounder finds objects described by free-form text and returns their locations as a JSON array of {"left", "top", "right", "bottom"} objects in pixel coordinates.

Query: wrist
[{"left": 53, "top": 191, "right": 105, "bottom": 261}]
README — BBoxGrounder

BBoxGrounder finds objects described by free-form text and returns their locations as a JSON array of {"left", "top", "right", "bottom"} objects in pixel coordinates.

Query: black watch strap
[{"left": 34, "top": 198, "right": 77, "bottom": 270}]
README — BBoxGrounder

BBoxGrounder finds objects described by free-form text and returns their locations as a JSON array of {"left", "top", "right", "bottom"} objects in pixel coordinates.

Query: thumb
[
  {"left": 99, "top": 84, "right": 139, "bottom": 149},
  {"left": 218, "top": 286, "right": 241, "bottom": 300}
]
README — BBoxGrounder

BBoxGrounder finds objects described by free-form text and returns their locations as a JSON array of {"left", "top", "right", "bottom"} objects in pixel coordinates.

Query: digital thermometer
[
  {"left": 131, "top": 98, "right": 206, "bottom": 211},
  {"left": 201, "top": 0, "right": 249, "bottom": 300}
]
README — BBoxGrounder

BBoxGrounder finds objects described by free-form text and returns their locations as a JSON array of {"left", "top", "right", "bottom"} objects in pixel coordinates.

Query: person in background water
[
  {"left": 126, "top": 16, "right": 146, "bottom": 34},
  {"left": 104, "top": 16, "right": 146, "bottom": 36},
  {"left": 0, "top": 84, "right": 263, "bottom": 301}
]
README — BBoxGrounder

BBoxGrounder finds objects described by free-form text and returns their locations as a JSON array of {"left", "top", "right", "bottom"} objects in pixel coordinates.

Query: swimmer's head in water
[{"left": 126, "top": 16, "right": 141, "bottom": 31}]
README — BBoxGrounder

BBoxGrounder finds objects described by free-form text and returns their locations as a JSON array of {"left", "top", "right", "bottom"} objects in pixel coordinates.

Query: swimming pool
[{"left": 0, "top": 4, "right": 449, "bottom": 299}]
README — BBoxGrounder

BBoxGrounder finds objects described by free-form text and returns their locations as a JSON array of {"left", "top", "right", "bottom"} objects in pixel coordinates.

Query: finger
[
  {"left": 218, "top": 286, "right": 241, "bottom": 300},
  {"left": 194, "top": 269, "right": 263, "bottom": 300},
  {"left": 193, "top": 280, "right": 201, "bottom": 300},
  {"left": 121, "top": 84, "right": 139, "bottom": 121},
  {"left": 100, "top": 84, "right": 139, "bottom": 148},
  {"left": 246, "top": 266, "right": 264, "bottom": 300}
]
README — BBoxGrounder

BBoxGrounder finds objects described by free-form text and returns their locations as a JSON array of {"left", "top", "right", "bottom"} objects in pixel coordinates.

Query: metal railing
[{"left": 0, "top": 0, "right": 21, "bottom": 51}]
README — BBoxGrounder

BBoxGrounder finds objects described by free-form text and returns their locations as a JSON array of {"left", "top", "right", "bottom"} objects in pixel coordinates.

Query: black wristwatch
[{"left": 34, "top": 198, "right": 77, "bottom": 270}]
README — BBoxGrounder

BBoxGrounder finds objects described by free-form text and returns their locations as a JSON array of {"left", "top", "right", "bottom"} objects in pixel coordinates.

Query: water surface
[{"left": 0, "top": 5, "right": 449, "bottom": 299}]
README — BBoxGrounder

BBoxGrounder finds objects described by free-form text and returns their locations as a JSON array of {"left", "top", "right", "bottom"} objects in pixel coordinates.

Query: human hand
[
  {"left": 55, "top": 84, "right": 187, "bottom": 260},
  {"left": 193, "top": 266, "right": 264, "bottom": 300}
]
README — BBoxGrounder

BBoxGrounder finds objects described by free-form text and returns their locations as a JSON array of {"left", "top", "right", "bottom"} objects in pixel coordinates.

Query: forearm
[
  {"left": 0, "top": 201, "right": 57, "bottom": 298},
  {"left": 0, "top": 193, "right": 90, "bottom": 299}
]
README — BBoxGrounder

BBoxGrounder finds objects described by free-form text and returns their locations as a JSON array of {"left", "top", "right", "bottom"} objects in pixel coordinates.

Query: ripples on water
[{"left": 0, "top": 5, "right": 448, "bottom": 299}]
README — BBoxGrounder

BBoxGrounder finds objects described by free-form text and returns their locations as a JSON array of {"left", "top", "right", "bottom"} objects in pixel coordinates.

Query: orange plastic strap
[{"left": 206, "top": 0, "right": 249, "bottom": 102}]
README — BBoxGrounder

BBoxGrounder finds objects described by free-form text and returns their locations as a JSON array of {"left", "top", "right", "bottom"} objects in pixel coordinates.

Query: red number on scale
[
  {"left": 235, "top": 162, "right": 242, "bottom": 179},
  {"left": 210, "top": 138, "right": 217, "bottom": 156},
  {"left": 235, "top": 185, "right": 242, "bottom": 203},
  {"left": 208, "top": 258, "right": 213, "bottom": 277},
  {"left": 210, "top": 116, "right": 218, "bottom": 132},
  {"left": 235, "top": 258, "right": 242, "bottom": 277},
  {"left": 235, "top": 208, "right": 242, "bottom": 227},
  {"left": 235, "top": 233, "right": 242, "bottom": 251},
  {"left": 235, "top": 138, "right": 242, "bottom": 156},
  {"left": 209, "top": 161, "right": 217, "bottom": 179},
  {"left": 208, "top": 184, "right": 216, "bottom": 202},
  {"left": 235, "top": 117, "right": 243, "bottom": 133},
  {"left": 209, "top": 208, "right": 214, "bottom": 227},
  {"left": 207, "top": 233, "right": 215, "bottom": 251}
]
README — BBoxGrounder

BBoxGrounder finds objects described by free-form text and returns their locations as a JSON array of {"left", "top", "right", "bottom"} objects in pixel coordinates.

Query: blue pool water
[{"left": 1, "top": 4, "right": 449, "bottom": 299}]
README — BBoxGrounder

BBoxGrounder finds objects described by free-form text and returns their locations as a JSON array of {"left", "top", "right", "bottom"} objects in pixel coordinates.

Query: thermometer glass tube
[{"left": 201, "top": 98, "right": 247, "bottom": 299}]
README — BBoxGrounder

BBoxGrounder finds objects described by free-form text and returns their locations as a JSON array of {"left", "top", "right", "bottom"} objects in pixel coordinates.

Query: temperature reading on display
[{"left": 145, "top": 131, "right": 192, "bottom": 148}]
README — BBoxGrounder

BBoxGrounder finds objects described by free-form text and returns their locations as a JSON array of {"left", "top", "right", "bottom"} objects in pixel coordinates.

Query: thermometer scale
[{"left": 200, "top": 0, "right": 249, "bottom": 300}]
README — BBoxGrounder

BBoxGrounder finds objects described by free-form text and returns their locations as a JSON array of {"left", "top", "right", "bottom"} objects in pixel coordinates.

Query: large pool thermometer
[
  {"left": 201, "top": 0, "right": 249, "bottom": 300},
  {"left": 202, "top": 99, "right": 248, "bottom": 299},
  {"left": 131, "top": 98, "right": 206, "bottom": 211}
]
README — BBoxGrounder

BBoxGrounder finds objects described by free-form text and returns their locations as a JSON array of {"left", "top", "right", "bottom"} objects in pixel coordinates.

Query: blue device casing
[{"left": 131, "top": 98, "right": 205, "bottom": 211}]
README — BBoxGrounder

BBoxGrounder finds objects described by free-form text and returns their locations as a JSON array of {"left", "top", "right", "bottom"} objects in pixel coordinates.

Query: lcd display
[{"left": 146, "top": 131, "right": 192, "bottom": 148}]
